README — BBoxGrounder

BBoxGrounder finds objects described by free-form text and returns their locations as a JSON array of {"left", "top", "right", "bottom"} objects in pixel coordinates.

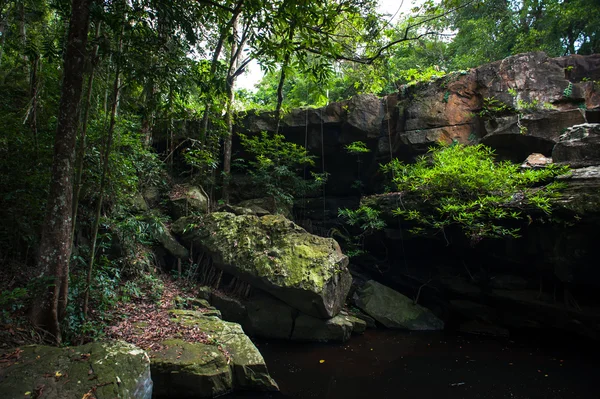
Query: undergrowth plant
[
  {"left": 337, "top": 205, "right": 385, "bottom": 257},
  {"left": 236, "top": 131, "right": 327, "bottom": 208},
  {"left": 381, "top": 143, "right": 569, "bottom": 245},
  {"left": 345, "top": 141, "right": 370, "bottom": 192}
]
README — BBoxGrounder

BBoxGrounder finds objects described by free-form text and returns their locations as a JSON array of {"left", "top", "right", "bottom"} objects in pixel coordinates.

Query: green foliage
[
  {"left": 478, "top": 97, "right": 513, "bottom": 119},
  {"left": 336, "top": 205, "right": 385, "bottom": 258},
  {"left": 443, "top": 91, "right": 450, "bottom": 103},
  {"left": 345, "top": 141, "right": 371, "bottom": 154},
  {"left": 0, "top": 287, "right": 29, "bottom": 323},
  {"left": 563, "top": 82, "right": 573, "bottom": 98},
  {"left": 381, "top": 143, "right": 569, "bottom": 244},
  {"left": 398, "top": 66, "right": 447, "bottom": 86},
  {"left": 338, "top": 206, "right": 385, "bottom": 232},
  {"left": 237, "top": 131, "right": 326, "bottom": 207},
  {"left": 182, "top": 144, "right": 220, "bottom": 182}
]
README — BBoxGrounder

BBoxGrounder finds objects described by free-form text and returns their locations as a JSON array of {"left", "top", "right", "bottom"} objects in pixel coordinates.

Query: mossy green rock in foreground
[
  {"left": 173, "top": 213, "right": 352, "bottom": 318},
  {"left": 356, "top": 280, "right": 444, "bottom": 331},
  {"left": 151, "top": 310, "right": 278, "bottom": 398},
  {"left": 0, "top": 341, "right": 152, "bottom": 399}
]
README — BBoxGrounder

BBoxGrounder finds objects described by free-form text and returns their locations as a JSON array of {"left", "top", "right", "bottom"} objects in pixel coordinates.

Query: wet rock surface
[
  {"left": 355, "top": 280, "right": 444, "bottom": 331},
  {"left": 0, "top": 341, "right": 152, "bottom": 399},
  {"left": 150, "top": 310, "right": 278, "bottom": 398}
]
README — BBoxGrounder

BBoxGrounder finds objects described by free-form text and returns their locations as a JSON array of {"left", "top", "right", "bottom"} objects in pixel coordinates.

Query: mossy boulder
[
  {"left": 355, "top": 280, "right": 444, "bottom": 331},
  {"left": 168, "top": 184, "right": 209, "bottom": 219},
  {"left": 344, "top": 314, "right": 367, "bottom": 334},
  {"left": 173, "top": 212, "right": 351, "bottom": 318},
  {"left": 157, "top": 225, "right": 189, "bottom": 259},
  {"left": 0, "top": 341, "right": 152, "bottom": 399},
  {"left": 291, "top": 314, "right": 353, "bottom": 342},
  {"left": 150, "top": 311, "right": 278, "bottom": 398},
  {"left": 236, "top": 197, "right": 291, "bottom": 218},
  {"left": 151, "top": 339, "right": 231, "bottom": 398}
]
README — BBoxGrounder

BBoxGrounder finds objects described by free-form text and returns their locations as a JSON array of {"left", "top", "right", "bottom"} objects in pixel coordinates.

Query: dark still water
[{"left": 226, "top": 330, "right": 599, "bottom": 399}]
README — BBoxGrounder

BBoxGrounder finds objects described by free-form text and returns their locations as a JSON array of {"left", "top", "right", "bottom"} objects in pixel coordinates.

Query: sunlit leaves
[{"left": 382, "top": 143, "right": 569, "bottom": 244}]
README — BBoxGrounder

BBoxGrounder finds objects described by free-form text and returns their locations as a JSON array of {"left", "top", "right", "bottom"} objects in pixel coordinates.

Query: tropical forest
[{"left": 0, "top": 0, "right": 599, "bottom": 397}]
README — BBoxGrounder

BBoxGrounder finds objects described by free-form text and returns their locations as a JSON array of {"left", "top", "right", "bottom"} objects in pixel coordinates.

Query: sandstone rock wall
[{"left": 235, "top": 52, "right": 600, "bottom": 197}]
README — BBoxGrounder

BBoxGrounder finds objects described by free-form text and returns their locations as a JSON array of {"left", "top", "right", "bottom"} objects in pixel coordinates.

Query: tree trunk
[
  {"left": 274, "top": 53, "right": 290, "bottom": 134},
  {"left": 29, "top": 54, "right": 40, "bottom": 153},
  {"left": 82, "top": 24, "right": 123, "bottom": 320},
  {"left": 0, "top": 18, "right": 6, "bottom": 68},
  {"left": 274, "top": 25, "right": 295, "bottom": 133},
  {"left": 72, "top": 22, "right": 102, "bottom": 238},
  {"left": 221, "top": 16, "right": 241, "bottom": 204},
  {"left": 30, "top": 0, "right": 92, "bottom": 344},
  {"left": 141, "top": 78, "right": 156, "bottom": 146},
  {"left": 200, "top": 0, "right": 244, "bottom": 142},
  {"left": 17, "top": 0, "right": 27, "bottom": 68},
  {"left": 200, "top": 31, "right": 226, "bottom": 142}
]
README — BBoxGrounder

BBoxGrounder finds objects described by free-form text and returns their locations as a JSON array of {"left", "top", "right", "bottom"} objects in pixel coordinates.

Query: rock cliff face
[
  {"left": 235, "top": 52, "right": 600, "bottom": 339},
  {"left": 236, "top": 52, "right": 600, "bottom": 196}
]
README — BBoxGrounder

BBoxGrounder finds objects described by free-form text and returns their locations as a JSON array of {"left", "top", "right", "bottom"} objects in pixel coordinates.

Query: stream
[{"left": 225, "top": 330, "right": 599, "bottom": 399}]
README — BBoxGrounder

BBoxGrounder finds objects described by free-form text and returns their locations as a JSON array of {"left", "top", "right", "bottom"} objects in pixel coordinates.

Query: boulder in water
[
  {"left": 150, "top": 311, "right": 278, "bottom": 398},
  {"left": 355, "top": 280, "right": 444, "bottom": 330}
]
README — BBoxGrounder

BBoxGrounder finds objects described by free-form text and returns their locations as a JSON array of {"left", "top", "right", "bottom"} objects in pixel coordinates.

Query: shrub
[
  {"left": 237, "top": 131, "right": 327, "bottom": 207},
  {"left": 381, "top": 143, "right": 568, "bottom": 244}
]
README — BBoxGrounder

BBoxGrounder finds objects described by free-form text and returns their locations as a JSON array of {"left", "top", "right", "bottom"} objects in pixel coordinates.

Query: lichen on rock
[
  {"left": 0, "top": 341, "right": 152, "bottom": 399},
  {"left": 173, "top": 212, "right": 352, "bottom": 318},
  {"left": 149, "top": 310, "right": 278, "bottom": 398}
]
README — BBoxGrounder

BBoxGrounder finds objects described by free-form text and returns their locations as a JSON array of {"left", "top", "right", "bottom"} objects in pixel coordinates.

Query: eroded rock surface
[
  {"left": 355, "top": 280, "right": 444, "bottom": 331},
  {"left": 173, "top": 212, "right": 351, "bottom": 318},
  {"left": 0, "top": 341, "right": 152, "bottom": 399},
  {"left": 150, "top": 310, "right": 278, "bottom": 398},
  {"left": 168, "top": 184, "right": 209, "bottom": 219}
]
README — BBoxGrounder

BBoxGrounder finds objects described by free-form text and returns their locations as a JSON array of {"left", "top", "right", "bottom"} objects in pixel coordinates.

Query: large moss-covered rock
[
  {"left": 150, "top": 310, "right": 278, "bottom": 398},
  {"left": 0, "top": 341, "right": 152, "bottom": 399},
  {"left": 151, "top": 339, "right": 232, "bottom": 398},
  {"left": 173, "top": 213, "right": 351, "bottom": 318},
  {"left": 355, "top": 280, "right": 444, "bottom": 330}
]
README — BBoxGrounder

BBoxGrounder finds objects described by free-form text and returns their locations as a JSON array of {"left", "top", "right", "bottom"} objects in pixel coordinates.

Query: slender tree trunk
[
  {"left": 274, "top": 25, "right": 295, "bottom": 133},
  {"left": 167, "top": 88, "right": 174, "bottom": 170},
  {"left": 274, "top": 53, "right": 290, "bottom": 134},
  {"left": 30, "top": 0, "right": 92, "bottom": 344},
  {"left": 29, "top": 54, "right": 40, "bottom": 153},
  {"left": 0, "top": 18, "right": 6, "bottom": 68},
  {"left": 17, "top": 0, "right": 27, "bottom": 68},
  {"left": 82, "top": 25, "right": 123, "bottom": 320},
  {"left": 200, "top": 31, "right": 226, "bottom": 142},
  {"left": 141, "top": 78, "right": 156, "bottom": 146},
  {"left": 72, "top": 22, "right": 102, "bottom": 238},
  {"left": 200, "top": 0, "right": 244, "bottom": 142},
  {"left": 221, "top": 16, "right": 241, "bottom": 204}
]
